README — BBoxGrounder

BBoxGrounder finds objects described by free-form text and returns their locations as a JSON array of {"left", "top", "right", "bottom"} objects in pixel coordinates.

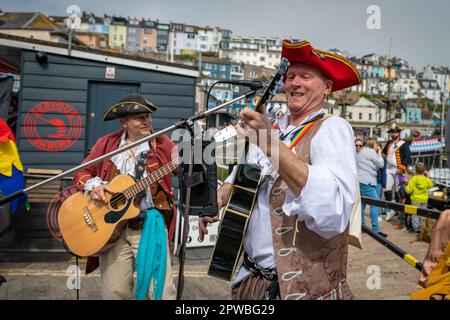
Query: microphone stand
[
  {"left": 176, "top": 123, "right": 194, "bottom": 300},
  {"left": 0, "top": 90, "right": 257, "bottom": 207}
]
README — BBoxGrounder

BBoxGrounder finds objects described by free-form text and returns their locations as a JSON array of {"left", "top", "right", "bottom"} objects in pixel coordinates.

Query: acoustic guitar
[
  {"left": 208, "top": 58, "right": 290, "bottom": 281},
  {"left": 58, "top": 160, "right": 178, "bottom": 257}
]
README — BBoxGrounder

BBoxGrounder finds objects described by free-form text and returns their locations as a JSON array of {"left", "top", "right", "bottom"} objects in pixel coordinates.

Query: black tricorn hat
[
  {"left": 103, "top": 94, "right": 158, "bottom": 121},
  {"left": 387, "top": 124, "right": 403, "bottom": 133}
]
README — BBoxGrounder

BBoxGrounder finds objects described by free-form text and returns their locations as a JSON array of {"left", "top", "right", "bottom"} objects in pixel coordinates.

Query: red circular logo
[{"left": 24, "top": 101, "right": 82, "bottom": 152}]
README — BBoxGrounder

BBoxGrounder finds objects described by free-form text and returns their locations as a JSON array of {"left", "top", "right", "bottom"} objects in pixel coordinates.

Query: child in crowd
[{"left": 405, "top": 162, "right": 433, "bottom": 233}]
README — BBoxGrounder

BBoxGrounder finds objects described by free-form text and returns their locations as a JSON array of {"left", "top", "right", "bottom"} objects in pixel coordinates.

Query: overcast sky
[{"left": 3, "top": 0, "right": 449, "bottom": 69}]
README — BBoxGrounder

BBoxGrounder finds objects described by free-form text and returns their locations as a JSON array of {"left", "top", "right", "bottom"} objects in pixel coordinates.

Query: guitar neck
[
  {"left": 125, "top": 161, "right": 177, "bottom": 198},
  {"left": 254, "top": 57, "right": 290, "bottom": 113}
]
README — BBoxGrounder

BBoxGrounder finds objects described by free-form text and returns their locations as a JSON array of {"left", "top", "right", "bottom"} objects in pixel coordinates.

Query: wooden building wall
[{"left": 17, "top": 50, "right": 196, "bottom": 171}]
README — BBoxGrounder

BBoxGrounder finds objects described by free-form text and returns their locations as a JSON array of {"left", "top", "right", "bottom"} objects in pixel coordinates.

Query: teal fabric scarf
[{"left": 134, "top": 208, "right": 167, "bottom": 300}]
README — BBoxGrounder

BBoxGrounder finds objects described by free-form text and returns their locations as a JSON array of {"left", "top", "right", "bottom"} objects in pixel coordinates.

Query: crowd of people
[{"left": 355, "top": 126, "right": 434, "bottom": 238}]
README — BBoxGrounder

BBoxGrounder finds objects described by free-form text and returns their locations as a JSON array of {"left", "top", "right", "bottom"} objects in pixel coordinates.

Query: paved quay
[{"left": 0, "top": 216, "right": 428, "bottom": 300}]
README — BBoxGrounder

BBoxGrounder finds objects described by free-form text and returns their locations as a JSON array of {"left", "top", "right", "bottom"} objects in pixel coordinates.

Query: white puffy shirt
[{"left": 225, "top": 109, "right": 357, "bottom": 284}]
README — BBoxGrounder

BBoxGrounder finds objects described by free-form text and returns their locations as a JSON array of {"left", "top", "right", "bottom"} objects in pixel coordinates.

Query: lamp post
[
  {"left": 440, "top": 78, "right": 448, "bottom": 168},
  {"left": 64, "top": 6, "right": 81, "bottom": 56}
]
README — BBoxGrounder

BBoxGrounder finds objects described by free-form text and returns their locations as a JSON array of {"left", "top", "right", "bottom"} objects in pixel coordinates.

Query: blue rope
[{"left": 134, "top": 208, "right": 167, "bottom": 300}]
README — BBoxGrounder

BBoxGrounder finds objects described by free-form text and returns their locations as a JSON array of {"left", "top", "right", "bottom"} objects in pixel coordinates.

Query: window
[
  {"left": 348, "top": 112, "right": 352, "bottom": 119},
  {"left": 143, "top": 37, "right": 148, "bottom": 44},
  {"left": 249, "top": 71, "right": 257, "bottom": 78},
  {"left": 219, "top": 65, "right": 226, "bottom": 71},
  {"left": 260, "top": 57, "right": 265, "bottom": 62},
  {"left": 204, "top": 63, "right": 212, "bottom": 69},
  {"left": 369, "top": 113, "right": 372, "bottom": 121},
  {"left": 359, "top": 113, "right": 362, "bottom": 120}
]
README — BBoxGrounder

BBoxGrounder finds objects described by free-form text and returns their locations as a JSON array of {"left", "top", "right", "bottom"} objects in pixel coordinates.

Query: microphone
[{"left": 226, "top": 80, "right": 264, "bottom": 90}]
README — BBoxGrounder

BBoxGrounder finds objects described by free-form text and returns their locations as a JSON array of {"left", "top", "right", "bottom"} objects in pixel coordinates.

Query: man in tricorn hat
[
  {"left": 382, "top": 123, "right": 411, "bottom": 223},
  {"left": 200, "top": 39, "right": 361, "bottom": 299},
  {"left": 72, "top": 94, "right": 177, "bottom": 300}
]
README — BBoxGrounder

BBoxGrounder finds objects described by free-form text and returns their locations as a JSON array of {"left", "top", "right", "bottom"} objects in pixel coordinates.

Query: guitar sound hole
[{"left": 109, "top": 192, "right": 127, "bottom": 210}]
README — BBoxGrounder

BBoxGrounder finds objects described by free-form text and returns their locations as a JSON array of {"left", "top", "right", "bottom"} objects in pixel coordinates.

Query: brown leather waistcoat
[{"left": 269, "top": 117, "right": 353, "bottom": 300}]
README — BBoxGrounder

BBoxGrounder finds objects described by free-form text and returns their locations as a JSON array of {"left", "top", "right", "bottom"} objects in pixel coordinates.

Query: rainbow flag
[{"left": 0, "top": 118, "right": 29, "bottom": 213}]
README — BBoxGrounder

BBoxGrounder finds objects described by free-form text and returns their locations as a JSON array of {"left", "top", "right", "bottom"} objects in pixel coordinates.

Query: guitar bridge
[{"left": 83, "top": 206, "right": 98, "bottom": 232}]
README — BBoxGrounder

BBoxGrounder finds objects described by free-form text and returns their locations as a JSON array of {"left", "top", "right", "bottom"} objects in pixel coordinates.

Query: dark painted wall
[{"left": 17, "top": 50, "right": 196, "bottom": 171}]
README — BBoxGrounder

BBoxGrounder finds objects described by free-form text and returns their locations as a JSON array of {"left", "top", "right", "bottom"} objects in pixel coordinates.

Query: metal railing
[
  {"left": 360, "top": 196, "right": 442, "bottom": 272},
  {"left": 361, "top": 196, "right": 441, "bottom": 220},
  {"left": 362, "top": 225, "right": 423, "bottom": 271}
]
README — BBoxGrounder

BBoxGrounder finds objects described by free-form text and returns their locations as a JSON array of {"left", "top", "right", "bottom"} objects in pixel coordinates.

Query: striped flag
[{"left": 0, "top": 118, "right": 29, "bottom": 213}]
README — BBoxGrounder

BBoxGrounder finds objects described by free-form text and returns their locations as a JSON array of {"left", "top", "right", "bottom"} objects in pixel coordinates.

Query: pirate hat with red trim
[
  {"left": 281, "top": 39, "right": 362, "bottom": 92},
  {"left": 103, "top": 94, "right": 158, "bottom": 121}
]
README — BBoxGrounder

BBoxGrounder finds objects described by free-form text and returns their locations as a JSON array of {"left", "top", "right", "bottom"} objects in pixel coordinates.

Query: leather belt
[{"left": 243, "top": 252, "right": 278, "bottom": 281}]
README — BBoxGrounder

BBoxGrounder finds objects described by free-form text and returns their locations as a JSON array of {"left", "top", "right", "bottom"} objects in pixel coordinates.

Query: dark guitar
[{"left": 208, "top": 58, "right": 290, "bottom": 281}]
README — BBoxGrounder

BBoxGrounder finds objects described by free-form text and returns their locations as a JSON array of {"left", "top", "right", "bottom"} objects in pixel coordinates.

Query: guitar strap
[
  {"left": 288, "top": 116, "right": 324, "bottom": 150},
  {"left": 277, "top": 112, "right": 325, "bottom": 147},
  {"left": 135, "top": 151, "right": 149, "bottom": 181}
]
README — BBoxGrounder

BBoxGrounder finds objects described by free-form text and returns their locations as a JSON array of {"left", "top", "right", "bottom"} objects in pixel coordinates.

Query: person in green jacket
[{"left": 405, "top": 162, "right": 433, "bottom": 233}]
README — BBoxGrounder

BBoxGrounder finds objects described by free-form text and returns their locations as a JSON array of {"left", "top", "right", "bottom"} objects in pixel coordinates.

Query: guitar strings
[
  {"left": 108, "top": 162, "right": 172, "bottom": 206},
  {"left": 84, "top": 163, "right": 176, "bottom": 220},
  {"left": 107, "top": 163, "right": 171, "bottom": 207}
]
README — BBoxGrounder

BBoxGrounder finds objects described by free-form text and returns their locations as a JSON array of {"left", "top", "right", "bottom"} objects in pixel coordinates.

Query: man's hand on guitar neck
[
  {"left": 90, "top": 184, "right": 113, "bottom": 203},
  {"left": 237, "top": 107, "right": 278, "bottom": 156},
  {"left": 198, "top": 182, "right": 232, "bottom": 241}
]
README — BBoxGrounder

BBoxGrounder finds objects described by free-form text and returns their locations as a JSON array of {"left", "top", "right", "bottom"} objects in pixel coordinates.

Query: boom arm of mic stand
[
  {"left": 0, "top": 90, "right": 257, "bottom": 206},
  {"left": 375, "top": 117, "right": 397, "bottom": 127}
]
